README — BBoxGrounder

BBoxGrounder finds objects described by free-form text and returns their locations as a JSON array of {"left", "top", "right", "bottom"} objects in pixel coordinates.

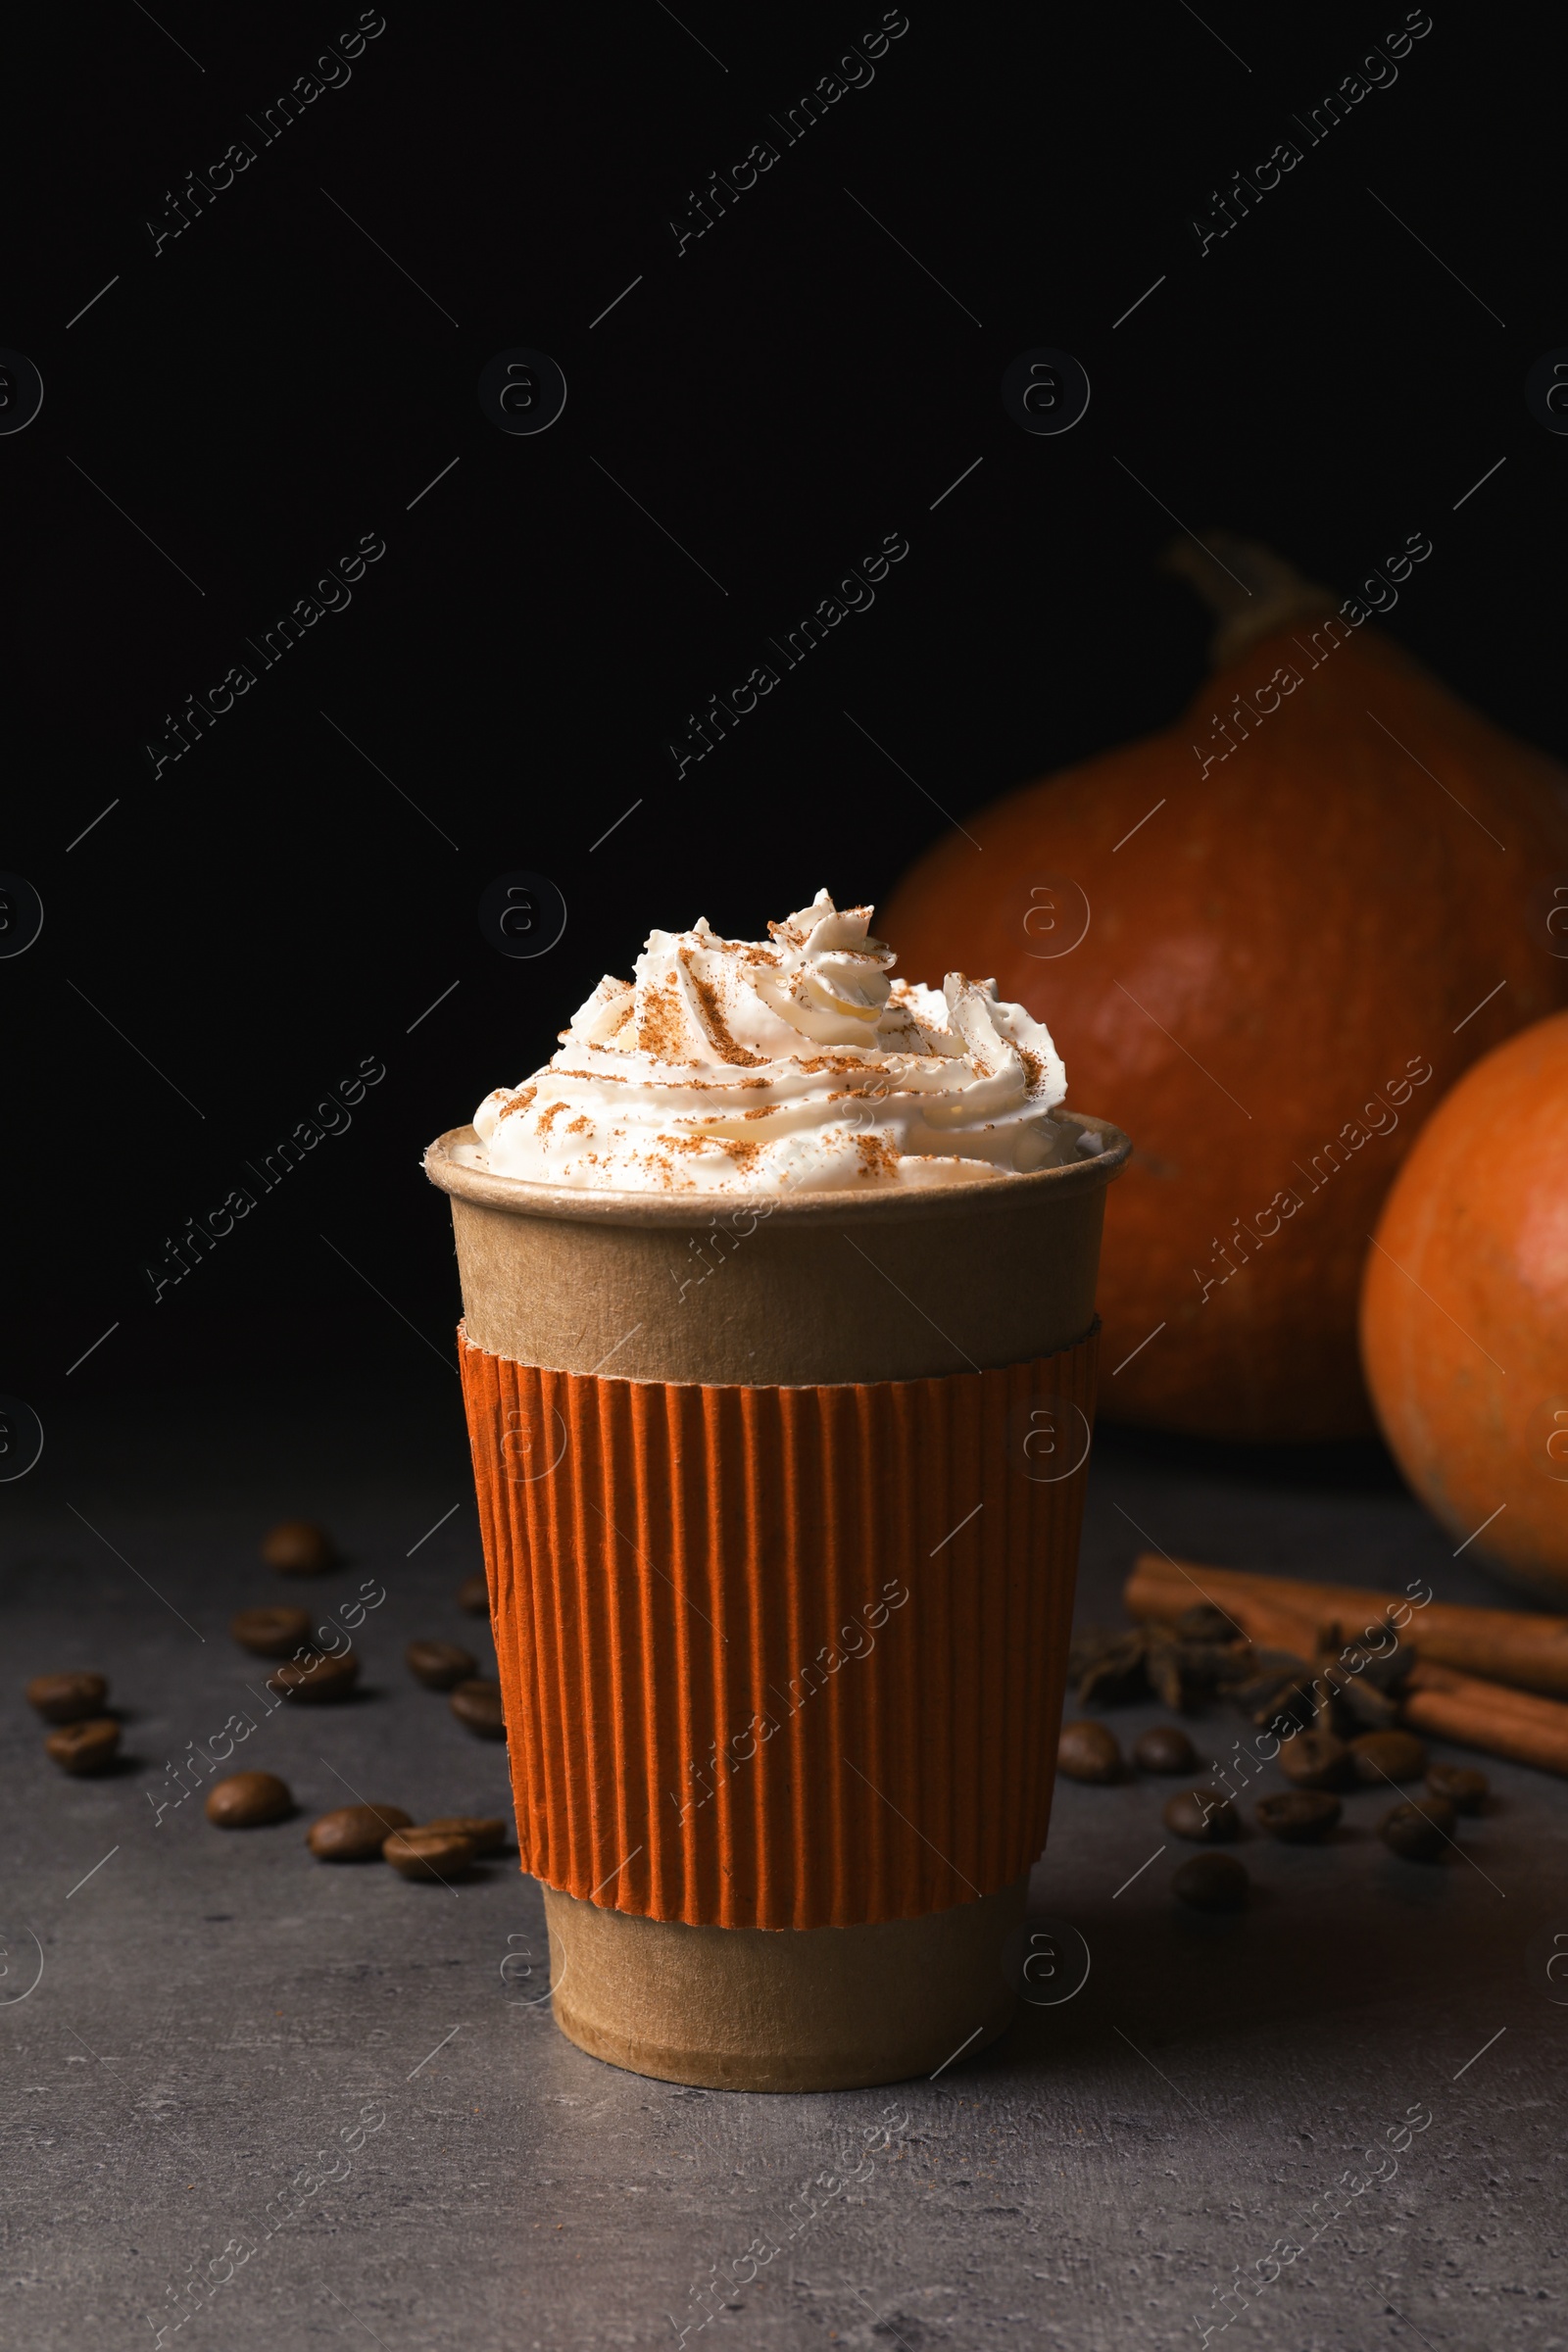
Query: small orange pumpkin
[
  {"left": 1360, "top": 1009, "right": 1568, "bottom": 1602},
  {"left": 882, "top": 535, "right": 1568, "bottom": 1440}
]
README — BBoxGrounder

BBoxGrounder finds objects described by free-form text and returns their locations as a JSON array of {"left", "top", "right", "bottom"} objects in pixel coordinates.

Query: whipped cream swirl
[{"left": 468, "top": 890, "right": 1086, "bottom": 1193}]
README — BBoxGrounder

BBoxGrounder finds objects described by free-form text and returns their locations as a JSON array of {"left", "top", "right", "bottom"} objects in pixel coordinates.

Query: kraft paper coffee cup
[{"left": 425, "top": 1115, "right": 1129, "bottom": 2090}]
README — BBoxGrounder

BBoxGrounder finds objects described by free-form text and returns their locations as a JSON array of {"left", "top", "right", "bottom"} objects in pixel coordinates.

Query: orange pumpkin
[
  {"left": 882, "top": 536, "right": 1568, "bottom": 1440},
  {"left": 1360, "top": 1010, "right": 1568, "bottom": 1601}
]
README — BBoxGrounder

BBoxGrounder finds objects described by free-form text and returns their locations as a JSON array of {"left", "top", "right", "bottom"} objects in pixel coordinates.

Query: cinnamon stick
[
  {"left": 1125, "top": 1554, "right": 1568, "bottom": 1699},
  {"left": 1122, "top": 1559, "right": 1327, "bottom": 1658},
  {"left": 1402, "top": 1661, "right": 1568, "bottom": 1778}
]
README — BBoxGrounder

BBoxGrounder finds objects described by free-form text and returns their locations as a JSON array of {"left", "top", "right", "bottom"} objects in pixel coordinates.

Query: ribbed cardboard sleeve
[{"left": 459, "top": 1323, "right": 1098, "bottom": 1933}]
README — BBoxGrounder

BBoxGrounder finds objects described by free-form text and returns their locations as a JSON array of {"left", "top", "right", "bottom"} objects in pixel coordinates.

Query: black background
[{"left": 4, "top": 0, "right": 1560, "bottom": 1410}]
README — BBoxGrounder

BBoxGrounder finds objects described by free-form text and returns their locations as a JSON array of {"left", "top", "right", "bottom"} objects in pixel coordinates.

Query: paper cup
[{"left": 425, "top": 1117, "right": 1129, "bottom": 2090}]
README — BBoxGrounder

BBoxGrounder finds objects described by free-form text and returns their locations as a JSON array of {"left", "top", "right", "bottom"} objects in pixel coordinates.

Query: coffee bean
[
  {"left": 457, "top": 1572, "right": 489, "bottom": 1616},
  {"left": 230, "top": 1606, "right": 313, "bottom": 1658},
  {"left": 1255, "top": 1789, "right": 1342, "bottom": 1842},
  {"left": 262, "top": 1519, "right": 336, "bottom": 1574},
  {"left": 1134, "top": 1724, "right": 1199, "bottom": 1775},
  {"left": 1349, "top": 1730, "right": 1427, "bottom": 1786},
  {"left": 406, "top": 1639, "right": 478, "bottom": 1691},
  {"left": 45, "top": 1717, "right": 121, "bottom": 1775},
  {"left": 420, "top": 1814, "right": 508, "bottom": 1856},
  {"left": 1426, "top": 1763, "right": 1489, "bottom": 1814},
  {"left": 450, "top": 1679, "right": 506, "bottom": 1740},
  {"left": 307, "top": 1804, "right": 413, "bottom": 1861},
  {"left": 1278, "top": 1729, "right": 1354, "bottom": 1789},
  {"left": 1379, "top": 1794, "right": 1456, "bottom": 1862},
  {"left": 1172, "top": 1853, "right": 1249, "bottom": 1912},
  {"left": 383, "top": 1826, "right": 476, "bottom": 1880},
  {"left": 1163, "top": 1787, "right": 1240, "bottom": 1842},
  {"left": 267, "top": 1652, "right": 360, "bottom": 1703},
  {"left": 26, "top": 1671, "right": 109, "bottom": 1724},
  {"left": 1056, "top": 1720, "right": 1122, "bottom": 1784},
  {"left": 206, "top": 1771, "right": 293, "bottom": 1827}
]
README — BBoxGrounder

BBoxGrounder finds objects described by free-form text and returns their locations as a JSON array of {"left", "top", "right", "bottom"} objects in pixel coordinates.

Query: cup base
[{"left": 542, "top": 1879, "right": 1027, "bottom": 2092}]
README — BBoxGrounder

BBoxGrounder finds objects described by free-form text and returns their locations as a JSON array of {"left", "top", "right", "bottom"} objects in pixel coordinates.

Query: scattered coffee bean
[
  {"left": 1278, "top": 1729, "right": 1354, "bottom": 1789},
  {"left": 267, "top": 1652, "right": 360, "bottom": 1703},
  {"left": 450, "top": 1679, "right": 506, "bottom": 1740},
  {"left": 1379, "top": 1794, "right": 1456, "bottom": 1862},
  {"left": 457, "top": 1572, "right": 489, "bottom": 1616},
  {"left": 206, "top": 1771, "right": 293, "bottom": 1827},
  {"left": 26, "top": 1671, "right": 109, "bottom": 1724},
  {"left": 230, "top": 1606, "right": 313, "bottom": 1658},
  {"left": 1350, "top": 1730, "right": 1427, "bottom": 1786},
  {"left": 45, "top": 1718, "right": 121, "bottom": 1775},
  {"left": 1056, "top": 1720, "right": 1122, "bottom": 1784},
  {"left": 383, "top": 1826, "right": 476, "bottom": 1881},
  {"left": 420, "top": 1814, "right": 507, "bottom": 1856},
  {"left": 1172, "top": 1853, "right": 1249, "bottom": 1912},
  {"left": 307, "top": 1804, "right": 413, "bottom": 1861},
  {"left": 1163, "top": 1787, "right": 1240, "bottom": 1842},
  {"left": 406, "top": 1639, "right": 477, "bottom": 1691},
  {"left": 1255, "top": 1789, "right": 1342, "bottom": 1843},
  {"left": 1134, "top": 1724, "right": 1199, "bottom": 1775},
  {"left": 1427, "top": 1763, "right": 1489, "bottom": 1814},
  {"left": 262, "top": 1520, "right": 336, "bottom": 1574}
]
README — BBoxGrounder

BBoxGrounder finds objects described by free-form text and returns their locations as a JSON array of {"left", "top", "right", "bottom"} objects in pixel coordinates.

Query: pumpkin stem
[{"left": 1162, "top": 532, "right": 1340, "bottom": 669}]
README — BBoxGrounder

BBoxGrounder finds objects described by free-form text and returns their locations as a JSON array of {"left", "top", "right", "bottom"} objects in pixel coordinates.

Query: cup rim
[{"left": 422, "top": 1115, "right": 1131, "bottom": 1229}]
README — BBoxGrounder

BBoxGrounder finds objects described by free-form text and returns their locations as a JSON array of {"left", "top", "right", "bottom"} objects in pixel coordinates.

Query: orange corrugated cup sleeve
[{"left": 458, "top": 1320, "right": 1099, "bottom": 1932}]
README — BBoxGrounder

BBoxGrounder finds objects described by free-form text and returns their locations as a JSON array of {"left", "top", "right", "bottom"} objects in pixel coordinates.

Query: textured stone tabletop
[{"left": 3, "top": 1380, "right": 1562, "bottom": 2352}]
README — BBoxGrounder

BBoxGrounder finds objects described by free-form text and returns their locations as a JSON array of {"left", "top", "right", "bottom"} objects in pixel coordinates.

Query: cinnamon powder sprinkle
[
  {"left": 553, "top": 1066, "right": 755, "bottom": 1091},
  {"left": 636, "top": 972, "right": 690, "bottom": 1061},
  {"left": 681, "top": 951, "right": 766, "bottom": 1068},
  {"left": 497, "top": 1085, "right": 538, "bottom": 1122}
]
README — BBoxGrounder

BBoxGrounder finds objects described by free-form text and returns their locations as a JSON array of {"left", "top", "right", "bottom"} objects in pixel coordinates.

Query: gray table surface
[{"left": 3, "top": 1378, "right": 1563, "bottom": 2352}]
